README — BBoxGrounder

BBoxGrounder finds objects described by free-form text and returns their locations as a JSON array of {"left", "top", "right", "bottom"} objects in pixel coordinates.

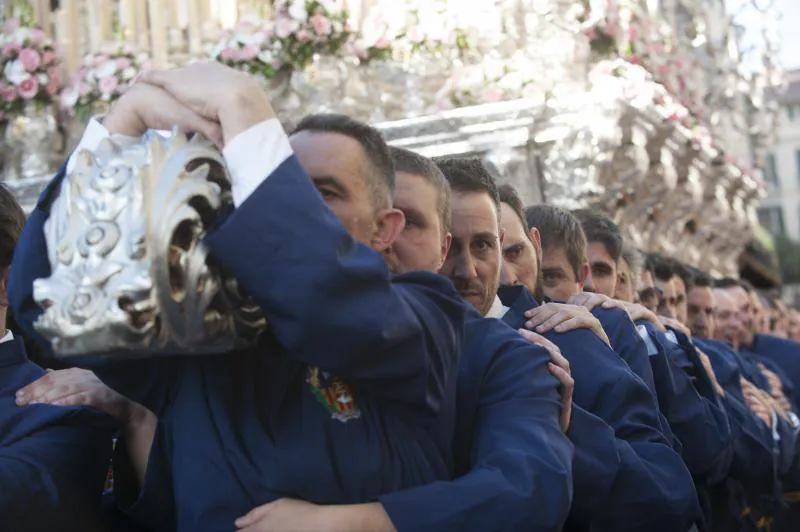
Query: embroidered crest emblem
[{"left": 306, "top": 366, "right": 361, "bottom": 423}]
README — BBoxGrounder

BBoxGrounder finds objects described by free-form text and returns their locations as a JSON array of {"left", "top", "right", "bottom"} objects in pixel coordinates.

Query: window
[
  {"left": 758, "top": 207, "right": 786, "bottom": 235},
  {"left": 764, "top": 153, "right": 779, "bottom": 187}
]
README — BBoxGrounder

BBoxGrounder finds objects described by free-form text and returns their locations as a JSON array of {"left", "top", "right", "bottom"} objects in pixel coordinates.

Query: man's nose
[
  {"left": 452, "top": 251, "right": 478, "bottom": 280},
  {"left": 499, "top": 263, "right": 515, "bottom": 286}
]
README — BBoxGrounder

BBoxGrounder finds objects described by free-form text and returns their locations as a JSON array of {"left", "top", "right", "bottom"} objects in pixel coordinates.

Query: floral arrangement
[
  {"left": 211, "top": 18, "right": 282, "bottom": 81},
  {"left": 349, "top": 19, "right": 393, "bottom": 63},
  {"left": 0, "top": 19, "right": 62, "bottom": 121},
  {"left": 60, "top": 43, "right": 151, "bottom": 121},
  {"left": 271, "top": 0, "right": 352, "bottom": 70}
]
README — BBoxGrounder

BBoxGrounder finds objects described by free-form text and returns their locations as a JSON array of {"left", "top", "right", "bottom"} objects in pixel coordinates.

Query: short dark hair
[
  {"left": 0, "top": 185, "right": 25, "bottom": 270},
  {"left": 714, "top": 277, "right": 742, "bottom": 290},
  {"left": 434, "top": 157, "right": 500, "bottom": 211},
  {"left": 672, "top": 260, "right": 693, "bottom": 289},
  {"left": 572, "top": 209, "right": 623, "bottom": 263},
  {"left": 648, "top": 253, "right": 675, "bottom": 283},
  {"left": 497, "top": 184, "right": 531, "bottom": 240},
  {"left": 687, "top": 267, "right": 712, "bottom": 288},
  {"left": 390, "top": 147, "right": 451, "bottom": 233},
  {"left": 292, "top": 113, "right": 394, "bottom": 210},
  {"left": 525, "top": 204, "right": 586, "bottom": 280}
]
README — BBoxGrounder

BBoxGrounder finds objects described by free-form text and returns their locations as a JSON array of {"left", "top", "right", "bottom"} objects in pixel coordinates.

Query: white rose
[
  {"left": 288, "top": 0, "right": 308, "bottom": 21},
  {"left": 4, "top": 59, "right": 28, "bottom": 85},
  {"left": 122, "top": 67, "right": 137, "bottom": 80},
  {"left": 257, "top": 50, "right": 274, "bottom": 64},
  {"left": 95, "top": 60, "right": 118, "bottom": 79},
  {"left": 63, "top": 86, "right": 80, "bottom": 107},
  {"left": 37, "top": 73, "right": 49, "bottom": 85}
]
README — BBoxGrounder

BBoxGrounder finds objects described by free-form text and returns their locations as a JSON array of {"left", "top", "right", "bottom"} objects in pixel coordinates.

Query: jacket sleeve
[
  {"left": 378, "top": 338, "right": 574, "bottom": 532},
  {"left": 648, "top": 331, "right": 733, "bottom": 484},
  {"left": 593, "top": 308, "right": 657, "bottom": 394},
  {"left": 203, "top": 156, "right": 466, "bottom": 416},
  {"left": 725, "top": 395, "right": 779, "bottom": 499},
  {"left": 559, "top": 330, "right": 700, "bottom": 532},
  {"left": 0, "top": 409, "right": 114, "bottom": 532}
]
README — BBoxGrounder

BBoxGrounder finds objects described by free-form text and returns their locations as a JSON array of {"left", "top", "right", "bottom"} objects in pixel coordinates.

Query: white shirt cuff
[{"left": 222, "top": 118, "right": 293, "bottom": 207}]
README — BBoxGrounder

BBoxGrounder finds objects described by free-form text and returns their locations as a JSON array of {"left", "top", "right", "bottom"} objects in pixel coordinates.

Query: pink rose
[
  {"left": 584, "top": 27, "right": 598, "bottom": 40},
  {"left": 42, "top": 50, "right": 57, "bottom": 65},
  {"left": 630, "top": 56, "right": 641, "bottom": 65},
  {"left": 297, "top": 29, "right": 311, "bottom": 42},
  {"left": 310, "top": 14, "right": 332, "bottom": 37},
  {"left": 78, "top": 82, "right": 92, "bottom": 96},
  {"left": 275, "top": 18, "right": 294, "bottom": 38},
  {"left": 1, "top": 85, "right": 17, "bottom": 102},
  {"left": 28, "top": 28, "right": 45, "bottom": 44},
  {"left": 116, "top": 57, "right": 132, "bottom": 70},
  {"left": 98, "top": 76, "right": 118, "bottom": 95},
  {"left": 17, "top": 77, "right": 39, "bottom": 99},
  {"left": 2, "top": 42, "right": 20, "bottom": 57},
  {"left": 374, "top": 36, "right": 390, "bottom": 49},
  {"left": 18, "top": 48, "right": 41, "bottom": 71},
  {"left": 239, "top": 45, "right": 258, "bottom": 61},
  {"left": 47, "top": 68, "right": 61, "bottom": 87},
  {"left": 629, "top": 27, "right": 639, "bottom": 40},
  {"left": 219, "top": 47, "right": 236, "bottom": 61}
]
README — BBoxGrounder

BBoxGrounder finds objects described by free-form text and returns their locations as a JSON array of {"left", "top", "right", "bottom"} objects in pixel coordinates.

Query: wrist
[{"left": 218, "top": 79, "right": 275, "bottom": 145}]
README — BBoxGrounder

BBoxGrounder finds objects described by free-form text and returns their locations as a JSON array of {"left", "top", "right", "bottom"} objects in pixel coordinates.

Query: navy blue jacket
[
  {"left": 498, "top": 286, "right": 699, "bottom": 532},
  {"left": 378, "top": 308, "right": 574, "bottom": 531},
  {"left": 637, "top": 323, "right": 733, "bottom": 484},
  {"left": 0, "top": 336, "right": 116, "bottom": 531},
  {"left": 9, "top": 156, "right": 472, "bottom": 531},
  {"left": 746, "top": 334, "right": 800, "bottom": 410}
]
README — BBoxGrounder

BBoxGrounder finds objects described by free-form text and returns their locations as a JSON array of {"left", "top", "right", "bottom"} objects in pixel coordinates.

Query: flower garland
[
  {"left": 0, "top": 19, "right": 62, "bottom": 121},
  {"left": 60, "top": 43, "right": 151, "bottom": 121},
  {"left": 211, "top": 18, "right": 282, "bottom": 81},
  {"left": 272, "top": 0, "right": 352, "bottom": 70}
]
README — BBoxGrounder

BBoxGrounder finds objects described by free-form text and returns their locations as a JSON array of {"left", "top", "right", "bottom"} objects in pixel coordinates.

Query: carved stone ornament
[{"left": 33, "top": 132, "right": 266, "bottom": 358}]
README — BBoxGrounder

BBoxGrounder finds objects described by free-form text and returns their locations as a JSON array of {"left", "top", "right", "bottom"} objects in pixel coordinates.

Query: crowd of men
[{"left": 2, "top": 61, "right": 800, "bottom": 532}]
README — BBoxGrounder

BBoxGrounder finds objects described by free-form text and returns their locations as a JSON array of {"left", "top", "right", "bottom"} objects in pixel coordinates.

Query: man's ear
[
  {"left": 0, "top": 267, "right": 8, "bottom": 307},
  {"left": 578, "top": 261, "right": 590, "bottom": 285},
  {"left": 438, "top": 232, "right": 453, "bottom": 271},
  {"left": 371, "top": 208, "right": 405, "bottom": 253},
  {"left": 529, "top": 227, "right": 542, "bottom": 257}
]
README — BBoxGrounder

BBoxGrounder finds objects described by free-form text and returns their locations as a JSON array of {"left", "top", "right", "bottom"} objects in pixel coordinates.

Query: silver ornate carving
[{"left": 32, "top": 132, "right": 265, "bottom": 357}]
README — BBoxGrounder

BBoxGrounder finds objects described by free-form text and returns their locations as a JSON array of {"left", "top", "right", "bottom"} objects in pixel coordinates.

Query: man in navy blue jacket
[
  {"left": 0, "top": 185, "right": 117, "bottom": 531},
  {"left": 12, "top": 65, "right": 573, "bottom": 532},
  {"left": 689, "top": 274, "right": 788, "bottom": 530},
  {"left": 379, "top": 152, "right": 696, "bottom": 532}
]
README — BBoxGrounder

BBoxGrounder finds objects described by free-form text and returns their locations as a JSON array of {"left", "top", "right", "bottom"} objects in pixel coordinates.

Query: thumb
[{"left": 235, "top": 504, "right": 269, "bottom": 528}]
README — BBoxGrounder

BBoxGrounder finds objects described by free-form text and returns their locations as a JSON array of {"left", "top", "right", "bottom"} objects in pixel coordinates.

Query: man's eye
[{"left": 318, "top": 188, "right": 336, "bottom": 199}]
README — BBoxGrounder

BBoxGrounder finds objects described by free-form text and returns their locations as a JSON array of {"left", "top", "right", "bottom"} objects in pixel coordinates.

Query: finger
[
  {"left": 553, "top": 316, "right": 592, "bottom": 334},
  {"left": 548, "top": 363, "right": 574, "bottom": 389},
  {"left": 235, "top": 504, "right": 271, "bottom": 528},
  {"left": 49, "top": 391, "right": 94, "bottom": 407},
  {"left": 517, "top": 329, "right": 555, "bottom": 355},
  {"left": 24, "top": 384, "right": 77, "bottom": 406},
  {"left": 524, "top": 306, "right": 558, "bottom": 325},
  {"left": 536, "top": 312, "right": 570, "bottom": 333},
  {"left": 137, "top": 69, "right": 176, "bottom": 95}
]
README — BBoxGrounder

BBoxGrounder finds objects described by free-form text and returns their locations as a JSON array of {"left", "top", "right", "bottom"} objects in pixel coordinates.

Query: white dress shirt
[
  {"left": 486, "top": 295, "right": 510, "bottom": 319},
  {"left": 0, "top": 330, "right": 13, "bottom": 345},
  {"left": 63, "top": 117, "right": 294, "bottom": 208}
]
